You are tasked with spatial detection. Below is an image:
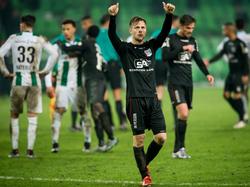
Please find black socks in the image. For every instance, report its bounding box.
[174,119,187,153]
[133,147,147,179]
[99,112,114,140]
[102,101,114,127]
[226,97,244,121]
[146,140,163,165]
[71,111,78,127]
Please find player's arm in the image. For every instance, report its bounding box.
[240,42,249,84]
[192,41,214,86]
[206,48,225,65]
[108,3,124,54]
[193,52,215,86]
[0,35,15,78]
[152,2,175,49]
[44,71,55,98]
[0,58,11,78]
[39,38,59,77]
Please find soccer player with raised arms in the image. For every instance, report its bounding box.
[108,2,175,186]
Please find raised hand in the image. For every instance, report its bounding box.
[163,2,175,14]
[108,3,119,16]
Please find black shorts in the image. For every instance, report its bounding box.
[224,74,244,93]
[105,60,122,89]
[155,61,168,86]
[168,84,193,109]
[126,96,166,135]
[85,79,105,104]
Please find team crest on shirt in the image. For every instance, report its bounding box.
[144,49,152,57]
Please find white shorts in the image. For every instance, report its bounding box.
[55,86,78,110]
[10,86,42,114]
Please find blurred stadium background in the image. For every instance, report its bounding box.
[0,0,250,94]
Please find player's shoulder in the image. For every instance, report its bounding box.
[81,38,91,47]
[237,38,247,46]
[169,33,177,39]
[189,36,196,42]
[7,34,18,40]
[36,35,49,43]
[223,39,231,46]
[51,35,65,45]
[167,33,178,42]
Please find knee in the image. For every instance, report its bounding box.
[91,102,104,119]
[56,108,65,115]
[133,134,145,147]
[232,93,242,99]
[223,92,230,100]
[154,133,167,145]
[178,111,188,120]
[11,112,19,118]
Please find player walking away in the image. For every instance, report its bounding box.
[97,14,127,131]
[216,19,250,123]
[162,15,214,159]
[61,25,118,152]
[0,15,58,158]
[205,23,249,129]
[50,20,91,153]
[108,2,175,186]
[151,15,179,105]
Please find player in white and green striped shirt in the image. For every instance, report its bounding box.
[0,15,58,158]
[49,19,91,153]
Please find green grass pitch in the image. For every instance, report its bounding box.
[0,88,250,187]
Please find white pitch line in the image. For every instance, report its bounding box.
[0,176,250,186]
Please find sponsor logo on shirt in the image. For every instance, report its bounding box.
[129,59,154,72]
[177,51,192,62]
[134,59,151,69]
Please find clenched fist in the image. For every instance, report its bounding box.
[163,2,175,14]
[108,3,119,16]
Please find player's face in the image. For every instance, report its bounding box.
[20,22,27,32]
[62,24,76,40]
[81,19,92,32]
[181,22,195,38]
[129,21,147,43]
[222,26,235,37]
